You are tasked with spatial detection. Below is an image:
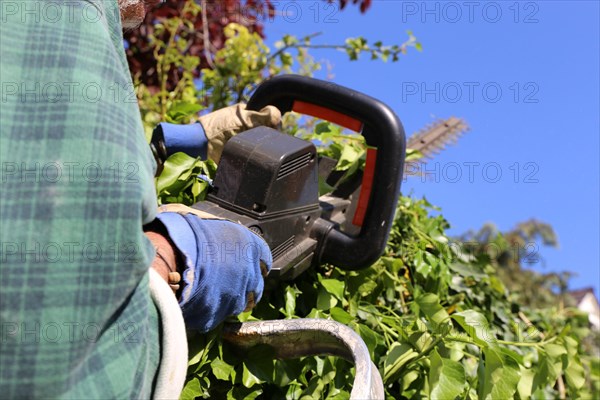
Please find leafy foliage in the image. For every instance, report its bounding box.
[129,4,598,399]
[125,0,374,92]
[155,152,216,205]
[176,193,596,399]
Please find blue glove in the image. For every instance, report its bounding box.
[156,209,272,332]
[151,104,281,163]
[152,121,208,160]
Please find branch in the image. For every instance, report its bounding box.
[267,32,323,63]
[267,32,419,64]
[200,0,215,69]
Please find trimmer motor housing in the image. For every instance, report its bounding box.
[192,127,322,280]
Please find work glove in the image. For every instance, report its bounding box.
[200,103,281,163]
[155,204,272,332]
[151,103,281,167]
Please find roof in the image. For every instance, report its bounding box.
[569,287,597,305]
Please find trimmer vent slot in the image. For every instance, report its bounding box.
[277,153,312,179]
[272,235,295,260]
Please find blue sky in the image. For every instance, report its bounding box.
[262,1,600,295]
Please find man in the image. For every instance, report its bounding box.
[0,0,279,397]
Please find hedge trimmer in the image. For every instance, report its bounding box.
[153,75,407,398]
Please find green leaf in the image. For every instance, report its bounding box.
[242,362,263,388]
[318,176,335,195]
[405,148,424,161]
[356,323,382,357]
[320,278,345,300]
[452,310,493,347]
[227,386,263,400]
[448,263,487,280]
[211,358,234,381]
[316,287,337,310]
[429,348,466,400]
[478,347,520,400]
[357,279,377,297]
[190,179,205,198]
[401,369,421,396]
[414,251,433,278]
[336,145,362,170]
[156,152,199,190]
[180,377,201,400]
[280,52,293,67]
[273,359,302,387]
[283,285,297,318]
[166,101,203,123]
[327,390,350,400]
[517,366,536,399]
[244,355,275,385]
[560,336,586,393]
[330,307,354,324]
[315,121,333,135]
[415,293,450,327]
[532,352,561,391]
[544,343,567,359]
[383,342,419,382]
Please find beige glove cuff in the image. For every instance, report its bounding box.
[156,204,269,251]
[199,103,281,163]
[158,204,225,220]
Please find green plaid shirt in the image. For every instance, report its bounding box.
[1,1,161,397]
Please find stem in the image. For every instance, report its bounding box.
[371,302,405,321]
[496,336,558,347]
[452,347,479,360]
[159,22,181,118]
[557,374,566,399]
[446,334,558,348]
[171,74,189,101]
[381,268,404,285]
[268,32,417,65]
[200,0,215,69]
[329,134,366,143]
[405,335,444,369]
[356,303,400,341]
[269,42,413,63]
[399,290,408,314]
[267,32,323,62]
[374,320,397,348]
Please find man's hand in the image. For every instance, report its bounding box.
[199,103,281,163]
[153,205,272,332]
[150,103,281,175]
[144,228,181,294]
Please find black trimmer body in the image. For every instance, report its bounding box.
[190,75,406,279]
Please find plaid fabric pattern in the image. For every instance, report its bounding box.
[0,1,161,397]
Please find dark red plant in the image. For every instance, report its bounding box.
[124,0,371,92]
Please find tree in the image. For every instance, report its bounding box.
[124,0,372,93]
